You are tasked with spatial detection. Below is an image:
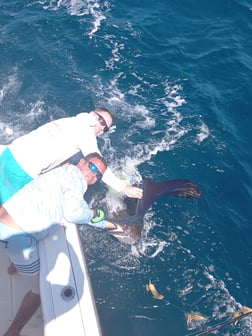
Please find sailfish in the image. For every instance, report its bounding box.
[107,178,201,245]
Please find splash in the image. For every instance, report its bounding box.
[92,75,190,175]
[0,70,20,104]
[36,0,108,36]
[0,123,14,142]
[195,122,210,143]
[25,100,47,122]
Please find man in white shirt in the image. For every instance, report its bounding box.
[0,107,142,204]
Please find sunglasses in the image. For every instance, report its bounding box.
[95,112,110,133]
[88,162,103,180]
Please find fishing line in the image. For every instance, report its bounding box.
[186,310,252,336]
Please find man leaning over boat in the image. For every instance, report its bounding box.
[0,107,142,204]
[0,152,118,336]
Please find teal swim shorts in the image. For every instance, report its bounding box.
[0,147,32,204]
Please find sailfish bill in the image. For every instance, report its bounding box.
[107,178,201,245]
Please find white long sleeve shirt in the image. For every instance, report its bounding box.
[8,113,126,192]
[4,165,106,241]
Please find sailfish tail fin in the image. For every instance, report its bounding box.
[107,178,201,245]
[136,178,201,217]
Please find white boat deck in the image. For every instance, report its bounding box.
[0,251,44,335]
[0,222,101,336]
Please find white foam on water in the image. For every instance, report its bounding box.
[195,122,210,143]
[25,100,47,122]
[0,123,14,139]
[170,245,252,335]
[0,69,20,104]
[92,75,189,173]
[35,0,108,37]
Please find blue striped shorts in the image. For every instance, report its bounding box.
[0,222,40,275]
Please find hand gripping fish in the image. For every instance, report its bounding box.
[107,178,201,245]
[146,280,164,300]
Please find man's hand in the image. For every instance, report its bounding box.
[91,208,105,223]
[122,186,143,199]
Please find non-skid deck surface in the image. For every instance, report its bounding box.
[0,250,43,336]
[0,222,101,336]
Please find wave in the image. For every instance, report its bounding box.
[35,0,108,37]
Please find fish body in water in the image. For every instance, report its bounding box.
[108,178,201,245]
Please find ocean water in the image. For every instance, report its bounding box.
[1,1,252,335]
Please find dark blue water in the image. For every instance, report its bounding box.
[1,1,252,335]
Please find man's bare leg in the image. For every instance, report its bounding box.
[3,290,41,336]
[7,262,17,275]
